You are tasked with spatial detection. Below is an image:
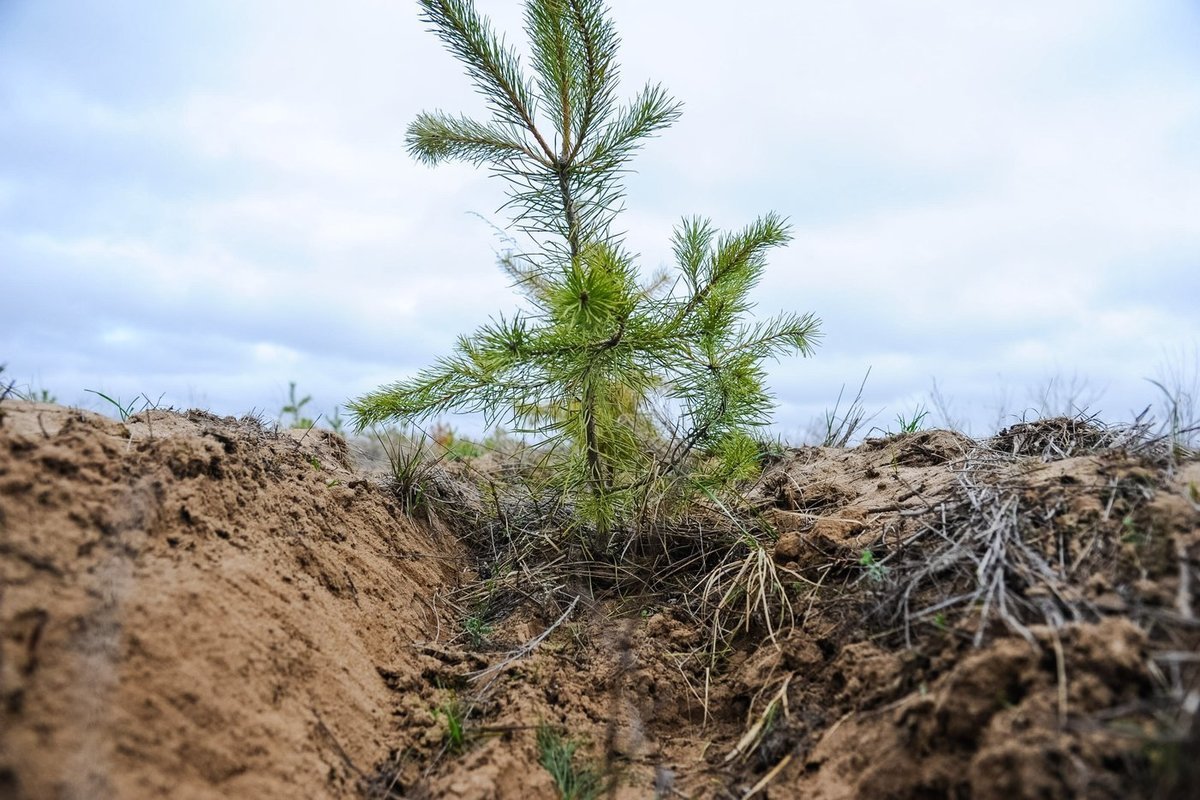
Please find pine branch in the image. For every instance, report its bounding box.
[526,0,575,157]
[673,212,791,326]
[709,212,792,289]
[672,216,716,292]
[407,111,543,166]
[583,82,682,172]
[564,0,619,161]
[418,0,556,160]
[731,313,822,360]
[497,250,554,301]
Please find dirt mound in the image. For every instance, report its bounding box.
[1,403,461,799]
[2,405,1197,799]
[363,430,1198,799]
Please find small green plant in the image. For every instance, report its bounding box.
[818,368,872,447]
[0,365,14,402]
[859,549,888,583]
[893,404,929,434]
[0,367,55,404]
[462,614,493,649]
[373,427,442,513]
[536,724,603,800]
[326,404,347,435]
[755,432,787,464]
[431,422,483,460]
[86,389,147,422]
[435,693,469,754]
[1144,738,1185,795]
[15,386,57,403]
[281,381,315,429]
[349,0,820,547]
[1120,513,1146,545]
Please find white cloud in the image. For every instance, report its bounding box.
[2,0,1198,435]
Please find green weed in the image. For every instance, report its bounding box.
[326,405,347,435]
[19,387,57,403]
[755,432,788,465]
[0,364,13,402]
[431,422,482,461]
[893,405,929,434]
[0,366,56,404]
[85,389,147,422]
[462,615,492,649]
[281,381,314,429]
[435,693,469,754]
[536,724,603,800]
[1120,514,1147,545]
[372,427,440,514]
[859,550,889,583]
[818,368,872,447]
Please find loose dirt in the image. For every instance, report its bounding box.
[2,403,1197,798]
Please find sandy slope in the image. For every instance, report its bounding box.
[1,403,460,798]
[2,402,1197,798]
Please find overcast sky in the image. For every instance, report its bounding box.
[2,0,1198,439]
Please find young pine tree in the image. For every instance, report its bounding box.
[350,0,820,545]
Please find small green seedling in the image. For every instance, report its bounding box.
[893,405,929,434]
[374,429,439,513]
[432,422,483,460]
[281,381,314,429]
[1120,514,1145,545]
[0,364,14,403]
[463,615,492,649]
[859,549,888,583]
[536,724,603,800]
[326,405,347,435]
[86,389,146,422]
[436,693,469,754]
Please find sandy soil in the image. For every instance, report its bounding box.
[1,404,461,798]
[2,403,1197,799]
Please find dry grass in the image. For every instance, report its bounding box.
[873,415,1169,649]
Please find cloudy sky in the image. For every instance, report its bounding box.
[2,0,1198,439]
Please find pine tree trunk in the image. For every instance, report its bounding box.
[582,380,610,550]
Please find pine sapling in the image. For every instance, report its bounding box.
[350,0,820,548]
